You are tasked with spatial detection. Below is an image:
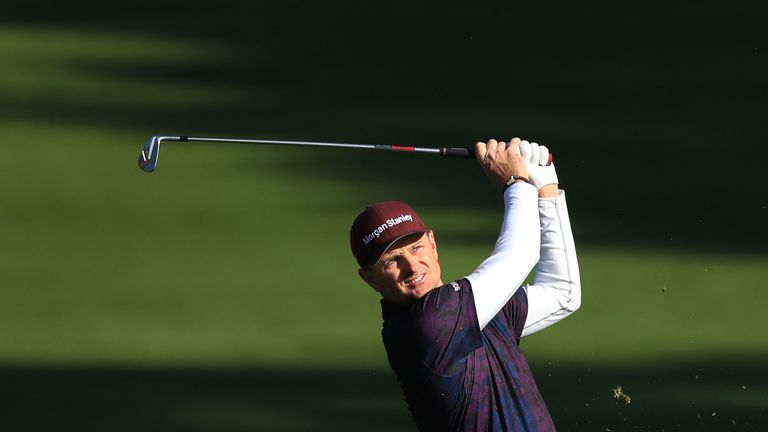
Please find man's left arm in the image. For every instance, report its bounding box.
[515,140,581,337]
[521,186,581,337]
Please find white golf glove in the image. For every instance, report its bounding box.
[519,140,558,189]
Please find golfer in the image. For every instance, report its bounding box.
[350,138,581,431]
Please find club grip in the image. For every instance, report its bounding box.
[440,147,476,159]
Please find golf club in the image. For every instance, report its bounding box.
[138,135,477,172]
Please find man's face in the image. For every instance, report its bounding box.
[358,231,443,303]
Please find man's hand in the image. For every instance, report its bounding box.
[519,140,559,196]
[475,138,530,188]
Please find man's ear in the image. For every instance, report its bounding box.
[428,230,438,258]
[358,267,381,293]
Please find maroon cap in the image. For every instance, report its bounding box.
[350,201,429,268]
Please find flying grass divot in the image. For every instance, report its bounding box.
[612,386,632,404]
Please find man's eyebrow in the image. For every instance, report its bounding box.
[380,250,400,261]
[381,240,423,261]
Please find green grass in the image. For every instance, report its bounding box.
[1,119,767,430]
[524,249,768,363]
[3,122,765,368]
[0,26,248,109]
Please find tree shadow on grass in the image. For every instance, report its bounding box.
[2,0,767,253]
[1,356,765,431]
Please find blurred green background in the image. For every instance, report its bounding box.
[1,1,766,430]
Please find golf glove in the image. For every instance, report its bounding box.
[519,140,558,189]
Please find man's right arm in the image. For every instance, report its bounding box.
[466,138,540,329]
[466,182,540,329]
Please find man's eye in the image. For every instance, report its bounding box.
[383,260,396,269]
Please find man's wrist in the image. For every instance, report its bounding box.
[538,184,559,198]
[504,175,532,191]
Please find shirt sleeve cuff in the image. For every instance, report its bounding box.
[503,180,538,202]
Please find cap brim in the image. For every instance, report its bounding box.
[362,229,429,267]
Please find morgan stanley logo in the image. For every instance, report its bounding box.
[362,214,414,245]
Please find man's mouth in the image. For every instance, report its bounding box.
[403,273,426,287]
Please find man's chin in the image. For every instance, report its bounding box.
[408,281,439,298]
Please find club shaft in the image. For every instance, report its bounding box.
[179,136,446,155]
[139,135,475,173]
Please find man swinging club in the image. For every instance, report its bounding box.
[350,138,581,431]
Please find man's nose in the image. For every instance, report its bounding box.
[399,255,418,274]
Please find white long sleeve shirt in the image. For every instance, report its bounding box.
[466,184,581,334]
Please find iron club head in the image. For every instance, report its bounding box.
[138,135,163,172]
